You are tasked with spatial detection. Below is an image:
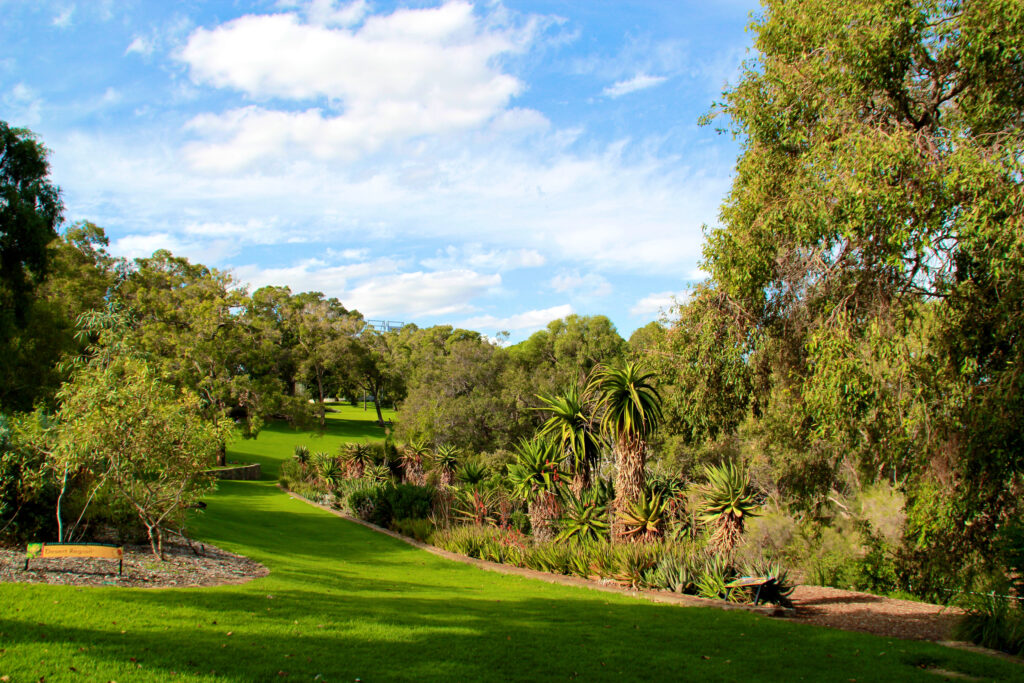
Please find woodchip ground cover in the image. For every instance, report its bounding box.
[0,407,1018,681]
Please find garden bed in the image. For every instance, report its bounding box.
[0,540,268,588]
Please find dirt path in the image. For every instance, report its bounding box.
[789,585,963,642]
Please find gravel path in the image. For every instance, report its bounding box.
[789,585,964,642]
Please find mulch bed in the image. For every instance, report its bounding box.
[788,585,964,642]
[0,541,268,588]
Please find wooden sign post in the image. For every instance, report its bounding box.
[25,543,124,575]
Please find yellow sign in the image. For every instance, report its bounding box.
[39,544,123,559]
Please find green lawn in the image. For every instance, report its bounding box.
[0,409,1018,681]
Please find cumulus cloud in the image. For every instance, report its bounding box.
[178,1,541,169]
[109,232,240,264]
[603,73,667,98]
[460,304,573,333]
[346,269,501,317]
[549,271,612,297]
[630,290,690,317]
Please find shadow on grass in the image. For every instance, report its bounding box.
[3,479,1016,682]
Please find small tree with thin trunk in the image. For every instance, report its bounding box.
[43,307,232,558]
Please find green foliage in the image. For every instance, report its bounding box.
[617,490,668,542]
[0,121,63,328]
[389,517,435,544]
[535,386,602,488]
[455,460,488,486]
[556,491,609,543]
[292,444,310,465]
[345,482,434,528]
[40,307,233,556]
[698,462,759,552]
[506,437,565,503]
[954,587,1024,657]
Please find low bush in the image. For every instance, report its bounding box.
[342,482,435,527]
[955,587,1024,656]
[390,517,435,544]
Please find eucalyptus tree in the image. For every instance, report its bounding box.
[115,251,295,462]
[696,0,1024,584]
[589,361,662,540]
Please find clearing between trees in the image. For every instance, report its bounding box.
[0,410,1018,682]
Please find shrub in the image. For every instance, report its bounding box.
[386,484,434,521]
[955,586,1024,656]
[278,459,308,489]
[390,518,435,544]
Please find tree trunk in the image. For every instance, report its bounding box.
[217,442,227,468]
[570,470,589,497]
[611,436,645,541]
[374,398,385,428]
[529,491,561,542]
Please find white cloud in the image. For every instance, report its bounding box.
[178,1,540,169]
[460,304,573,333]
[125,36,154,56]
[346,269,501,317]
[231,257,402,294]
[630,290,690,317]
[4,83,42,126]
[305,0,370,27]
[230,259,497,319]
[549,271,612,297]
[421,244,545,271]
[52,5,74,29]
[603,73,667,98]
[109,232,240,264]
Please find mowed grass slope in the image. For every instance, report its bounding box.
[0,408,1018,682]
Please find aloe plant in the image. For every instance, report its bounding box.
[507,437,565,541]
[340,442,373,479]
[556,491,609,542]
[618,489,668,542]
[698,462,759,553]
[401,439,430,485]
[432,444,460,487]
[293,444,311,465]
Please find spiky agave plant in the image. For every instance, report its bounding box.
[293,444,311,465]
[507,437,565,542]
[364,461,393,485]
[340,442,374,479]
[698,462,759,553]
[455,461,489,487]
[535,386,603,495]
[618,489,669,542]
[432,444,460,487]
[312,451,343,490]
[556,490,609,543]
[401,439,430,485]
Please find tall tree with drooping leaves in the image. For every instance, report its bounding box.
[694,0,1024,591]
[589,361,662,540]
[536,386,602,495]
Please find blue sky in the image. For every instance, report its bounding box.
[1,0,759,341]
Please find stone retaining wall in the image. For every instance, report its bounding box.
[211,463,261,481]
